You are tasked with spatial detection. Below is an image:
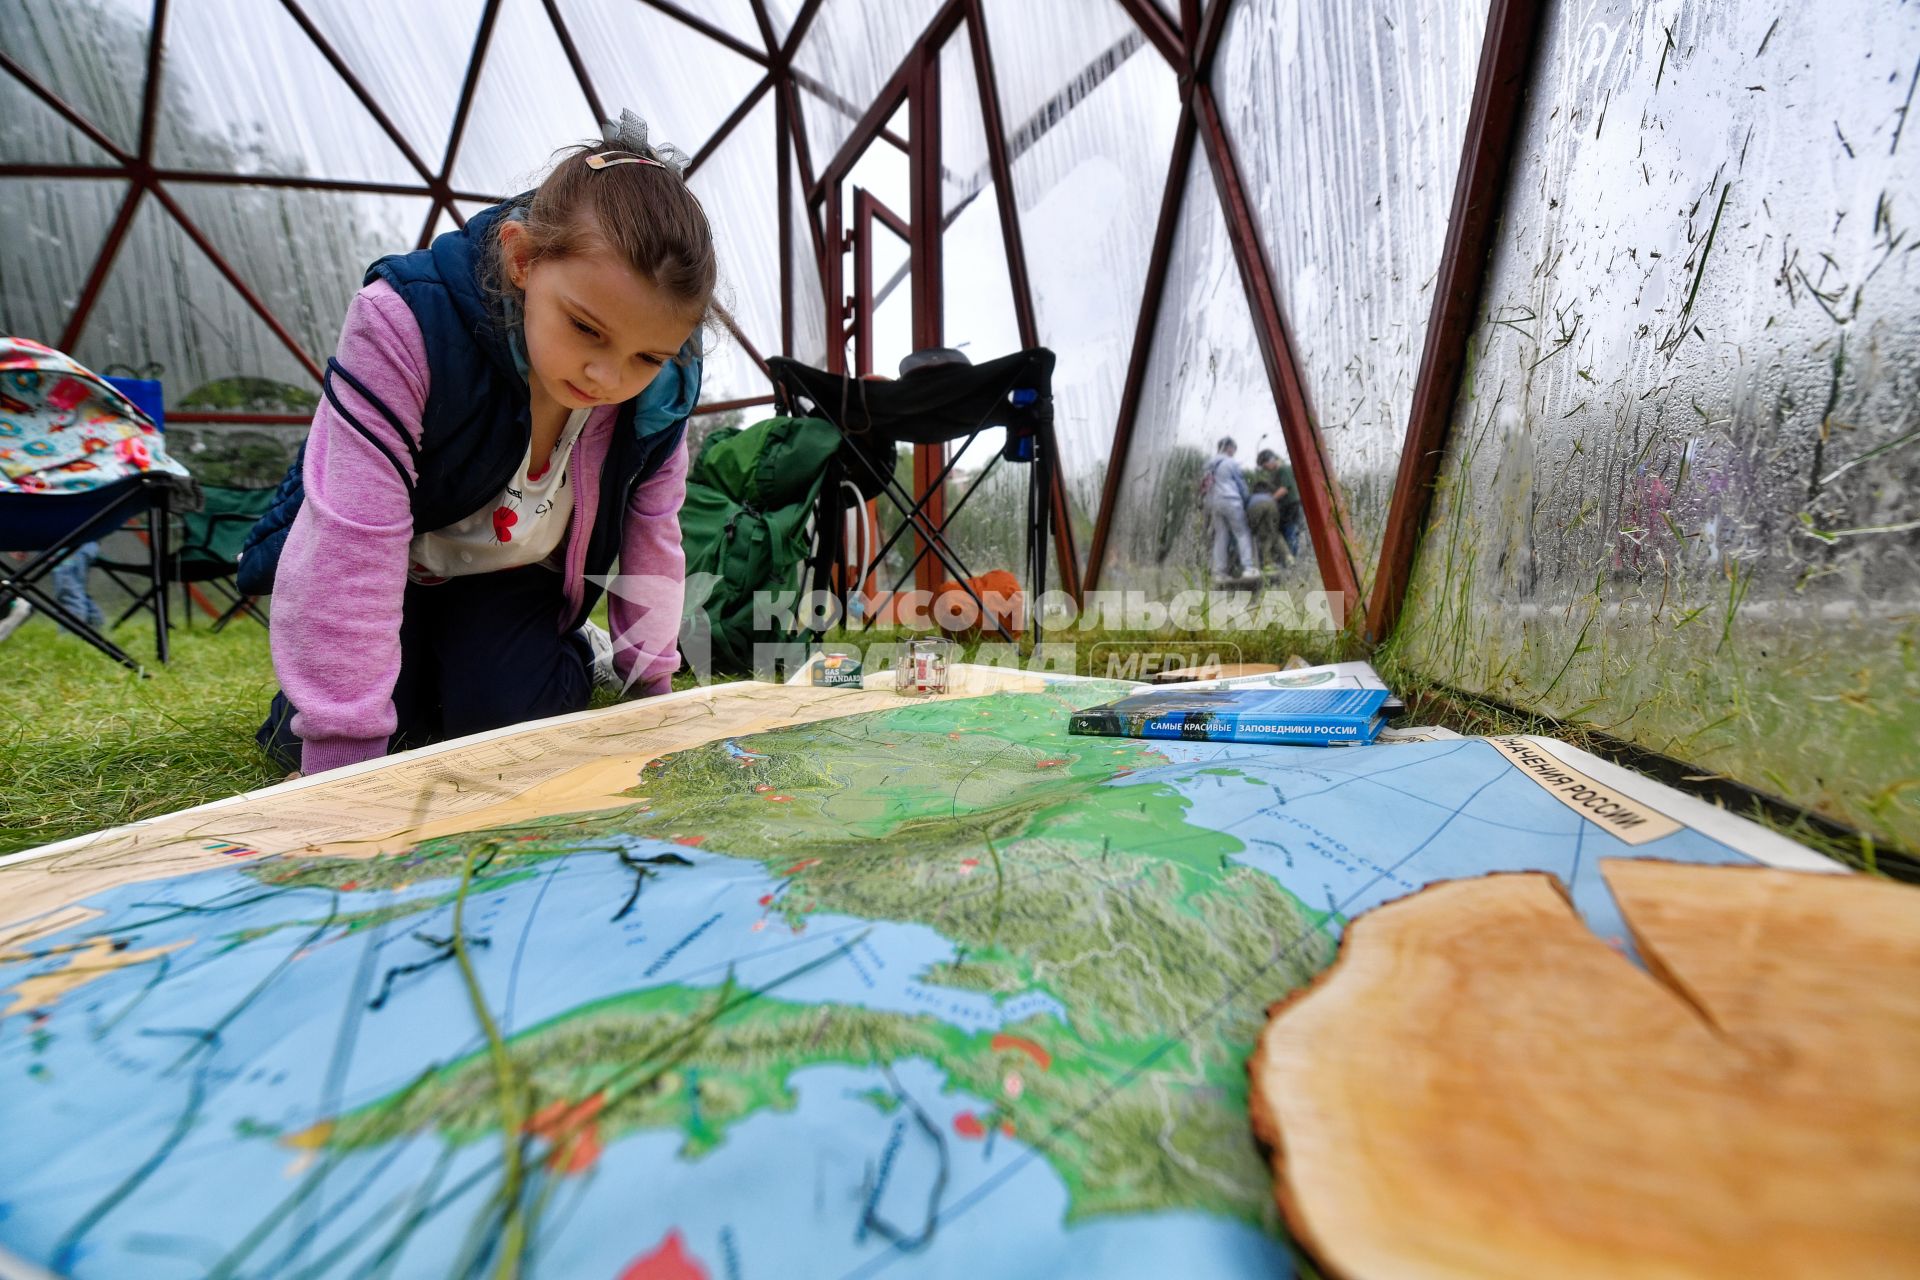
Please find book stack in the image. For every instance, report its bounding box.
[1069,661,1395,746]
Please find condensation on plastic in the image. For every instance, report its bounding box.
[985,0,1181,584]
[670,0,770,52]
[787,146,828,367]
[1398,0,1920,846]
[1216,0,1490,594]
[791,0,946,174]
[1,73,117,166]
[555,0,768,165]
[75,198,311,405]
[0,180,126,345]
[448,0,601,196]
[689,93,779,403]
[151,0,420,184]
[979,0,1145,145]
[939,25,989,217]
[0,0,150,154]
[295,0,483,168]
[1100,143,1321,598]
[930,25,1027,592]
[938,31,1020,368]
[165,186,432,378]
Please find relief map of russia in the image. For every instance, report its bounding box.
[0,675,1784,1278]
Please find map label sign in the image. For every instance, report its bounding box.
[1487,737,1682,845]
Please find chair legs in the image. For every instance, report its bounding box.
[1,572,142,671]
[150,488,169,663]
[210,596,265,633]
[0,480,163,672]
[208,584,268,633]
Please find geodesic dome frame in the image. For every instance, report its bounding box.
[7,0,1920,851]
[0,0,1532,634]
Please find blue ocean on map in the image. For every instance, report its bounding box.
[0,737,1763,1278]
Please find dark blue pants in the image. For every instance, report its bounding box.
[258,564,591,772]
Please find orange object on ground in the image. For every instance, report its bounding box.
[863,569,1025,638]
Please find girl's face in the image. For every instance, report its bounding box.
[500,220,700,413]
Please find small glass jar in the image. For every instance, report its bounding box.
[902,636,953,696]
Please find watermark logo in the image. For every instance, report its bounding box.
[1087,642,1247,682]
[751,587,1345,636]
[590,572,1342,686]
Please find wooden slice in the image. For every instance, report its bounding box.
[1248,862,1920,1280]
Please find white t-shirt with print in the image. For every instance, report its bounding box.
[407,407,590,582]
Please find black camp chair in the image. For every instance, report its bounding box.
[0,474,178,669]
[768,348,1058,645]
[98,484,276,634]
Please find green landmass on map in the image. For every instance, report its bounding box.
[286,686,1336,1226]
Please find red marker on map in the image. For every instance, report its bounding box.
[991,1033,1052,1070]
[525,1092,605,1175]
[618,1229,707,1280]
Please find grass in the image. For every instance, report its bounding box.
[1374,660,1916,879]
[1,614,285,856]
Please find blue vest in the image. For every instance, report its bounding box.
[239,198,698,632]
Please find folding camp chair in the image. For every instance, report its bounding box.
[0,474,175,670]
[768,348,1058,645]
[97,483,275,634]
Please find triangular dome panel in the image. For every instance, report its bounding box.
[985,0,1182,586]
[1100,143,1319,594]
[74,195,320,408]
[0,0,149,153]
[687,94,779,402]
[791,0,945,168]
[663,0,768,53]
[165,184,434,366]
[0,73,120,165]
[1215,0,1490,590]
[0,179,130,347]
[786,134,827,366]
[979,0,1144,144]
[447,0,600,196]
[294,0,485,169]
[152,0,422,184]
[554,0,767,164]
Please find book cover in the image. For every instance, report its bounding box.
[1068,686,1390,746]
[1177,660,1405,714]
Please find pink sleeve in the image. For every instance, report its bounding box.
[609,434,689,697]
[270,280,427,775]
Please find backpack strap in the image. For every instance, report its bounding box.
[322,357,419,499]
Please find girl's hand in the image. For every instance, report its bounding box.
[283,770,303,782]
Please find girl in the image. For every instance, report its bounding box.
[251,113,715,777]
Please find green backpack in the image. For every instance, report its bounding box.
[679,414,843,673]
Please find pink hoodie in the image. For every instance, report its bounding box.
[272,280,687,776]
